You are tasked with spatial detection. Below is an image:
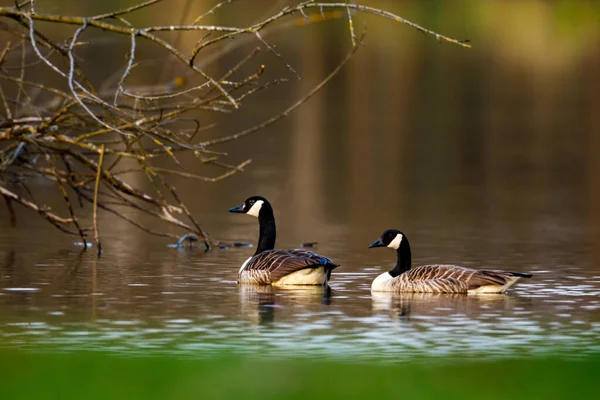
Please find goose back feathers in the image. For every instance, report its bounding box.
[229,196,338,286]
[369,229,532,294]
[371,264,530,294]
[239,249,337,286]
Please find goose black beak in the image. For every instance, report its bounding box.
[229,204,245,213]
[368,238,385,248]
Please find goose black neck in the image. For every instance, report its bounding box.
[255,203,276,255]
[390,237,411,277]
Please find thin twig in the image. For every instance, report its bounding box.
[0,184,75,227]
[93,144,105,253]
[91,0,163,20]
[3,195,16,226]
[200,31,365,147]
[43,151,88,245]
[254,30,300,80]
[345,1,357,46]
[194,0,238,24]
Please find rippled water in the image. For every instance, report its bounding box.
[2,0,600,361]
[1,209,599,360]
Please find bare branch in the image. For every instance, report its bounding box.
[0,1,469,249]
[91,0,164,21]
[0,184,75,228]
[92,144,105,253]
[254,30,300,80]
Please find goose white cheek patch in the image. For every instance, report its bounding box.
[246,200,264,217]
[387,233,403,250]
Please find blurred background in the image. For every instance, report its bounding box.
[1,0,600,370]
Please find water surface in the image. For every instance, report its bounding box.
[1,0,599,361]
[1,189,599,361]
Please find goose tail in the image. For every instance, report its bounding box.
[318,256,339,270]
[469,270,532,294]
[318,257,339,282]
[509,271,533,279]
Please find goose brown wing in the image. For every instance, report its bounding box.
[407,265,510,289]
[246,249,336,282]
[288,249,338,269]
[465,269,515,289]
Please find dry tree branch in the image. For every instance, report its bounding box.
[91,0,163,20]
[193,0,238,24]
[92,144,105,253]
[254,31,300,80]
[189,2,470,63]
[0,184,75,230]
[345,1,359,47]
[3,194,16,226]
[46,153,89,245]
[0,1,469,250]
[199,30,365,147]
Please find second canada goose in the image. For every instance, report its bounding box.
[368,229,533,294]
[229,196,338,286]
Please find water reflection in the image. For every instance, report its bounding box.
[371,292,511,321]
[239,285,332,326]
[240,285,277,326]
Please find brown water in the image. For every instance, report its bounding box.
[1,154,599,359]
[1,0,600,360]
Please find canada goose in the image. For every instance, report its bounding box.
[229,196,338,286]
[368,229,533,294]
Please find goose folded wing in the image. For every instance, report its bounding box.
[288,249,338,268]
[405,265,469,281]
[407,265,509,287]
[463,270,513,289]
[247,250,333,282]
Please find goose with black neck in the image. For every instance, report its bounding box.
[229,196,339,286]
[368,229,533,294]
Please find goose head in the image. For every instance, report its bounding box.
[368,229,404,250]
[229,195,268,218]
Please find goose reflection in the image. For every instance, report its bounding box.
[371,291,509,321]
[239,285,332,326]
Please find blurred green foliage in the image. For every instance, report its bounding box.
[0,350,598,399]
